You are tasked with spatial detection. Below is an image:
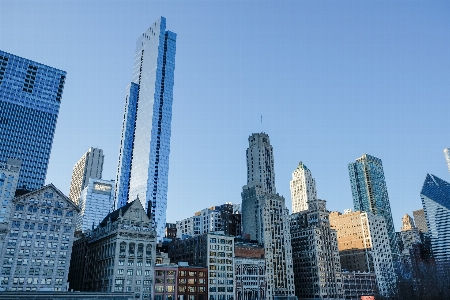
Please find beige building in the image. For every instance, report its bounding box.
[329,210,396,298]
[68,148,104,204]
[290,161,317,213]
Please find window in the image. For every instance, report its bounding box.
[127,269,133,276]
[117,269,124,275]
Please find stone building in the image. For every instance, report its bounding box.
[329,210,396,298]
[241,133,296,300]
[82,199,156,299]
[0,184,79,292]
[234,242,266,300]
[68,231,90,291]
[289,199,343,300]
[168,232,235,300]
[290,161,317,213]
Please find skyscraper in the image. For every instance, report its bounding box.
[114,17,177,240]
[348,154,399,262]
[290,161,317,213]
[420,174,450,267]
[444,148,450,175]
[0,50,66,192]
[241,133,296,300]
[68,147,104,204]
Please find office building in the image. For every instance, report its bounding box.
[82,199,157,299]
[420,174,450,268]
[241,133,296,300]
[290,199,343,300]
[348,154,399,263]
[68,232,89,292]
[399,214,421,278]
[165,223,177,240]
[76,178,114,233]
[290,161,317,213]
[234,242,265,300]
[0,184,79,292]
[0,159,21,223]
[176,203,241,238]
[68,148,104,204]
[0,51,66,192]
[444,148,450,175]
[412,209,428,234]
[341,271,377,300]
[329,210,396,298]
[114,17,177,242]
[168,232,235,300]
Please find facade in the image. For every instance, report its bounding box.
[154,264,208,300]
[412,209,428,233]
[399,214,421,279]
[290,161,317,213]
[68,148,104,205]
[241,133,296,300]
[0,291,133,299]
[0,159,21,223]
[329,210,396,298]
[176,203,241,238]
[341,271,377,300]
[289,199,343,300]
[114,17,177,242]
[68,232,89,291]
[348,154,399,263]
[234,242,266,300]
[444,148,450,175]
[0,184,79,292]
[76,178,114,233]
[0,50,66,192]
[420,174,450,268]
[165,223,177,239]
[168,232,235,300]
[83,200,157,299]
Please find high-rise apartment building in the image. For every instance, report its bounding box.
[444,148,450,175]
[241,133,296,300]
[420,174,450,268]
[76,178,114,233]
[329,210,396,298]
[290,199,343,300]
[290,161,317,213]
[0,51,66,192]
[348,154,399,263]
[0,184,79,292]
[412,209,428,233]
[114,17,177,241]
[68,148,104,205]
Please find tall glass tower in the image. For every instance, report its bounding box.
[114,17,176,240]
[348,154,399,262]
[0,50,66,193]
[420,174,450,268]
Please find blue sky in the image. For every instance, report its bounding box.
[1,1,449,230]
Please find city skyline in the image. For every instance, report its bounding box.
[1,1,449,230]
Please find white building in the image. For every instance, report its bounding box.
[444,148,450,175]
[68,147,104,205]
[241,133,296,300]
[290,161,317,213]
[330,210,396,298]
[76,178,115,233]
[0,184,79,292]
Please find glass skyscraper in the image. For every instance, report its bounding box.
[0,50,66,192]
[114,17,176,240]
[348,154,399,262]
[420,174,450,267]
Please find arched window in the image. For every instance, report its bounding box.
[137,243,144,257]
[120,242,126,255]
[129,242,135,255]
[146,244,152,257]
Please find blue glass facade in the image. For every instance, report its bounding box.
[114,17,176,240]
[0,51,66,192]
[420,174,450,266]
[348,154,399,261]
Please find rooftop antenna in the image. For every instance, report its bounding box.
[261,115,263,132]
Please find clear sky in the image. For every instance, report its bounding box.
[1,1,449,230]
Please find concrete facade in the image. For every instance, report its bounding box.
[290,162,317,213]
[82,200,157,299]
[341,271,377,300]
[0,184,79,292]
[329,210,396,298]
[290,199,343,300]
[234,243,265,300]
[68,148,104,205]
